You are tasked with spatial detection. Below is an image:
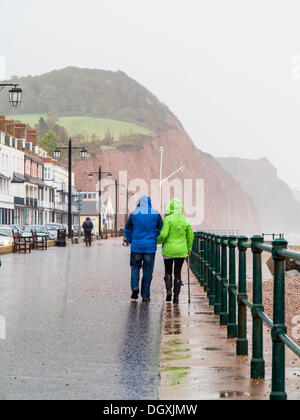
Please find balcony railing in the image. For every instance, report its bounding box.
[25,197,38,208]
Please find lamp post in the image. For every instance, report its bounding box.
[88,168,112,237]
[125,188,134,224]
[159,146,164,215]
[53,138,87,238]
[159,146,184,214]
[108,179,125,236]
[0,84,23,107]
[76,190,83,237]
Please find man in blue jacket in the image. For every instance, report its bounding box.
[125,196,163,302]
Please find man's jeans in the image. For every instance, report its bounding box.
[130,252,156,299]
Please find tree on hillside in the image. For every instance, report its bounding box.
[35,117,49,138]
[54,125,68,144]
[0,68,170,131]
[35,117,69,145]
[101,129,115,145]
[38,130,60,155]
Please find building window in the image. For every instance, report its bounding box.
[44,167,50,180]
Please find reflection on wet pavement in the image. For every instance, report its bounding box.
[159,263,300,400]
[0,239,165,400]
[164,304,182,335]
[119,302,160,399]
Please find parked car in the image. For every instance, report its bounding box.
[63,225,69,236]
[24,225,50,240]
[0,226,14,246]
[10,224,32,239]
[72,225,81,237]
[45,223,64,240]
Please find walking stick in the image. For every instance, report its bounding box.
[187,255,191,304]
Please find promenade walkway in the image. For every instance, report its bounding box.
[0,239,164,400]
[0,238,299,400]
[159,264,300,400]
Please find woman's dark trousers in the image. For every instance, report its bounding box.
[163,258,185,303]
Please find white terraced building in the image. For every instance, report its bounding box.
[0,131,25,225]
[0,116,79,228]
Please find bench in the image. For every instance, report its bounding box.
[12,230,31,253]
[31,230,48,250]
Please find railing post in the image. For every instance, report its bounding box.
[236,236,249,356]
[206,233,211,299]
[191,232,197,277]
[190,232,195,272]
[209,234,216,306]
[251,235,265,379]
[199,232,204,286]
[196,231,201,282]
[214,235,221,315]
[203,233,208,292]
[227,235,237,338]
[220,235,228,325]
[270,238,288,401]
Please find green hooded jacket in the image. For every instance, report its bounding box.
[157,199,194,258]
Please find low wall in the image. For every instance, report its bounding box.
[0,245,13,255]
[0,238,87,255]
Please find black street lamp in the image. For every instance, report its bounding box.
[125,189,135,225]
[53,139,88,238]
[88,168,112,237]
[0,83,22,107]
[108,180,128,236]
[76,190,83,237]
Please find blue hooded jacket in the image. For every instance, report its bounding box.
[124,196,163,253]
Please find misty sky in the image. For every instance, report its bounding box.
[1,0,300,189]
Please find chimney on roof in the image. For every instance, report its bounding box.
[5,119,15,136]
[0,116,5,132]
[15,123,26,139]
[26,129,38,145]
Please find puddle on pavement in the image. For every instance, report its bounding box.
[219,390,251,399]
[187,338,203,345]
[165,339,186,346]
[203,346,222,351]
[164,329,182,335]
[164,323,182,335]
[194,312,213,315]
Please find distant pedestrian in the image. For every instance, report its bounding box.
[125,196,163,303]
[82,217,94,246]
[157,199,194,303]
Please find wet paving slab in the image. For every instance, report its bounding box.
[159,264,300,400]
[0,239,165,400]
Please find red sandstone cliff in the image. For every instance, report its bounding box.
[74,115,260,235]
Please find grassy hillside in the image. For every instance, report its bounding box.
[59,117,149,139]
[1,67,171,131]
[8,114,149,140]
[7,114,47,127]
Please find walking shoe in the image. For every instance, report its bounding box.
[166,294,172,302]
[164,275,173,302]
[173,278,181,304]
[131,289,139,300]
[142,298,151,303]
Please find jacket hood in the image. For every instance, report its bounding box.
[136,196,154,215]
[168,199,183,215]
[137,196,152,208]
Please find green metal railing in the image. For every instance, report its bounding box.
[190,231,300,400]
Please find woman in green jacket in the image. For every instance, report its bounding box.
[157,199,194,303]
